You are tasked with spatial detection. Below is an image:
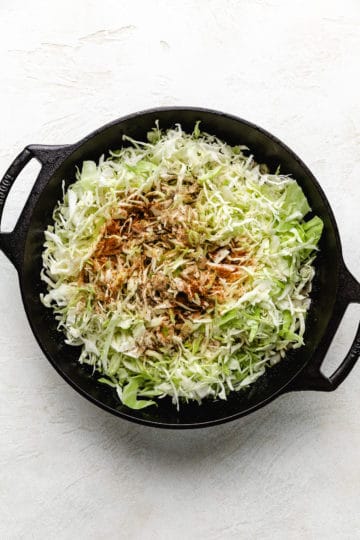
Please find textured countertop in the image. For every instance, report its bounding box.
[1,1,360,538]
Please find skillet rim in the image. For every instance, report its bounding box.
[18,106,346,428]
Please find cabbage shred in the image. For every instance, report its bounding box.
[41,123,323,409]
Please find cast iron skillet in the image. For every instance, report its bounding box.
[1,107,359,429]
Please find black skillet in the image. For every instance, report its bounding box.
[1,107,359,428]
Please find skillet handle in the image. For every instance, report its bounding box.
[0,147,34,267]
[0,144,72,269]
[287,264,360,392]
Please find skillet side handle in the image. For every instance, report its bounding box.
[329,267,360,389]
[287,264,360,392]
[0,144,72,270]
[0,147,34,268]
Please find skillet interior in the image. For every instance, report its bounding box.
[20,108,342,427]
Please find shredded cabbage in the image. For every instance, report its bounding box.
[41,123,323,409]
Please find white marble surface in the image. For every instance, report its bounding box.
[1,1,360,538]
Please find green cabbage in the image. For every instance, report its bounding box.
[41,123,323,409]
